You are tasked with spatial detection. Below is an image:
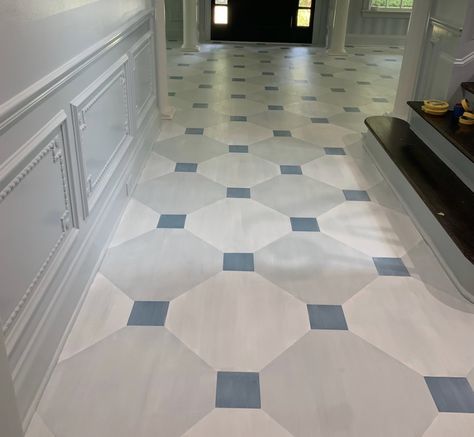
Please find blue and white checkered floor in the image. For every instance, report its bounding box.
[27,43,474,437]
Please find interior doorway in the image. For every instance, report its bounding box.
[210,0,316,44]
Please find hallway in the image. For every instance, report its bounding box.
[27,43,474,437]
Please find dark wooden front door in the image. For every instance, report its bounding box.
[211,0,316,44]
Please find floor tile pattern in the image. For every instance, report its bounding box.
[29,42,474,437]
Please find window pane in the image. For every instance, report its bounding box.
[214,6,228,24]
[299,0,312,7]
[387,0,402,7]
[297,8,311,27]
[401,0,413,8]
[215,0,228,4]
[372,0,388,7]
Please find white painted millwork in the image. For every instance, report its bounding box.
[182,0,199,52]
[154,0,176,119]
[392,0,432,120]
[0,0,163,429]
[327,0,351,55]
[0,333,23,437]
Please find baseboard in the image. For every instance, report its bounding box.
[13,106,160,430]
[346,33,406,47]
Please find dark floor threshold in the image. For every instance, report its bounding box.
[365,115,474,264]
[461,82,474,94]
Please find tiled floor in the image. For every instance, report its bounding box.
[27,43,474,437]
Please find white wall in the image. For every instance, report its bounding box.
[346,0,409,45]
[0,0,160,429]
[415,0,474,102]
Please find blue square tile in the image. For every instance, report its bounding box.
[231,94,246,99]
[313,61,324,65]
[204,70,216,74]
[185,128,204,135]
[229,145,248,153]
[168,92,176,97]
[273,130,292,137]
[127,301,169,326]
[234,65,245,68]
[344,107,361,113]
[268,105,284,111]
[260,60,271,64]
[169,76,183,80]
[216,372,261,409]
[175,163,198,172]
[343,190,370,201]
[357,81,371,85]
[373,97,388,103]
[307,305,348,330]
[265,86,279,91]
[345,68,357,71]
[321,73,333,77]
[373,257,410,276]
[157,214,187,229]
[295,79,308,83]
[232,78,246,82]
[199,84,213,89]
[311,117,329,124]
[367,63,378,67]
[230,115,247,122]
[207,58,218,62]
[302,96,317,101]
[425,377,474,413]
[223,253,254,272]
[291,217,320,232]
[331,88,346,93]
[280,165,302,175]
[381,75,393,79]
[227,187,251,199]
[262,72,274,76]
[324,147,346,155]
[178,63,190,67]
[193,103,208,109]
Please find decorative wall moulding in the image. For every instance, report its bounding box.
[131,32,157,130]
[71,56,133,218]
[0,111,76,335]
[0,9,153,135]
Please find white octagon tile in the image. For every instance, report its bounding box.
[39,329,215,437]
[183,409,294,437]
[205,122,273,145]
[59,274,133,362]
[138,152,175,183]
[166,272,310,370]
[292,123,356,147]
[319,202,422,258]
[344,277,474,376]
[154,134,228,163]
[422,414,474,437]
[186,198,291,252]
[198,153,279,187]
[302,155,382,190]
[109,199,160,248]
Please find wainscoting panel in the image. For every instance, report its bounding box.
[0,112,75,334]
[132,32,156,130]
[0,7,160,427]
[71,56,132,217]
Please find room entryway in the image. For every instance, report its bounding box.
[211,0,316,44]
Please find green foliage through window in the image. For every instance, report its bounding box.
[371,0,413,8]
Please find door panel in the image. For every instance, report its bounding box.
[211,0,316,44]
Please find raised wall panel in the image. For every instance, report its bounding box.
[131,32,156,130]
[0,112,74,333]
[71,55,132,217]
